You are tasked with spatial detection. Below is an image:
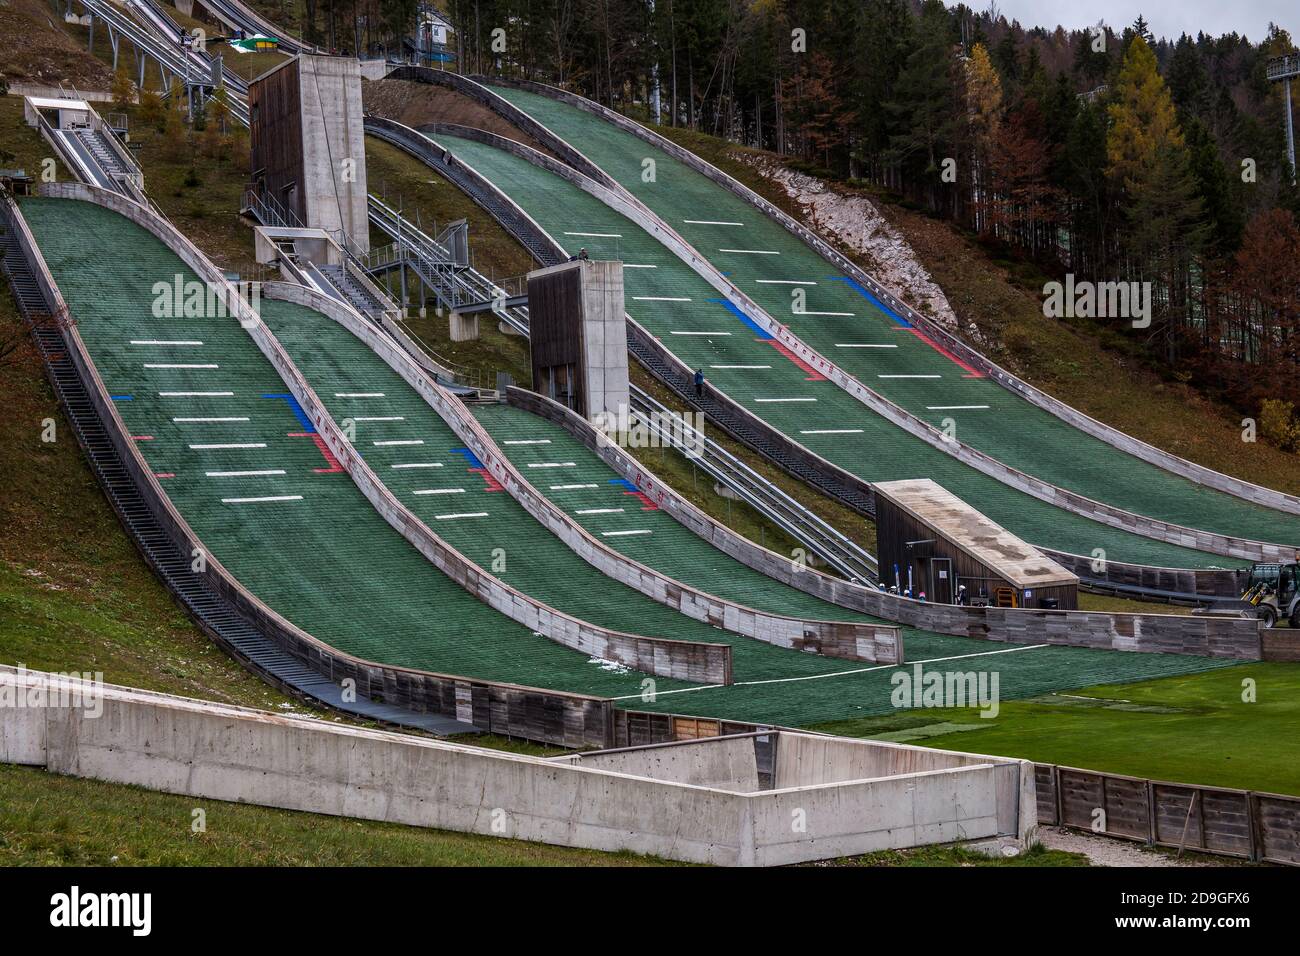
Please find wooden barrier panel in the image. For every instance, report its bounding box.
[1037,763,1300,864]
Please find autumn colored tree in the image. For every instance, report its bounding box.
[1106,36,1184,190]
[965,43,1002,233]
[111,65,135,111]
[138,86,164,129]
[160,89,188,163]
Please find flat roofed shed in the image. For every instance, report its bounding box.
[873,478,1078,607]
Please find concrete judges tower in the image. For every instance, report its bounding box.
[247,56,369,250]
[526,259,630,420]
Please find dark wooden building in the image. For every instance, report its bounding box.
[247,56,368,246]
[526,259,628,420]
[873,478,1079,609]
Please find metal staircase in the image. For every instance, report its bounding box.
[315,263,391,319]
[74,129,132,179]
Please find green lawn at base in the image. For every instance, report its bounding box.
[809,662,1300,796]
[817,842,1087,867]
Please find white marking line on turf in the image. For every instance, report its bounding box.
[336,392,385,397]
[174,417,249,423]
[794,311,855,317]
[160,391,232,396]
[926,405,990,410]
[206,469,285,477]
[601,529,651,537]
[527,462,576,468]
[719,248,779,255]
[392,462,443,469]
[189,442,266,449]
[413,488,465,495]
[711,365,771,369]
[836,343,896,348]
[754,397,816,403]
[756,279,817,285]
[435,512,488,520]
[565,231,621,238]
[607,644,1052,701]
[684,219,744,226]
[623,264,657,269]
[503,439,551,445]
[878,374,940,379]
[374,439,424,446]
[670,330,731,336]
[632,296,692,302]
[352,416,404,422]
[800,429,863,435]
[145,363,218,369]
[131,340,203,345]
[551,483,599,490]
[576,508,625,515]
[221,495,303,504]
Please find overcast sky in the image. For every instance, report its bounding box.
[985,0,1293,43]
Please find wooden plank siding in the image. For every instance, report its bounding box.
[1035,763,1300,864]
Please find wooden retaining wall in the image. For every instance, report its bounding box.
[1035,763,1300,865]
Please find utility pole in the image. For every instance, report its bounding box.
[1267,52,1299,186]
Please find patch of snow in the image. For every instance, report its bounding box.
[587,656,631,674]
[737,155,980,343]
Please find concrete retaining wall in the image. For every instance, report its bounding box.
[37,183,733,686]
[7,187,623,747]
[480,75,1300,521]
[0,668,1035,866]
[508,388,1263,660]
[267,280,901,666]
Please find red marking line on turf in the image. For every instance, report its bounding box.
[288,432,345,473]
[470,467,505,492]
[903,328,984,378]
[765,339,828,381]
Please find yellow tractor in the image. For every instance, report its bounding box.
[1238,562,1300,629]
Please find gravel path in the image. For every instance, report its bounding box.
[1039,827,1217,867]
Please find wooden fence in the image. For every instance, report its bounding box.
[1035,763,1300,865]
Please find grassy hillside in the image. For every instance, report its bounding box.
[653,126,1300,497]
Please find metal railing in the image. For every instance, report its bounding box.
[242,187,300,228]
[1267,52,1300,80]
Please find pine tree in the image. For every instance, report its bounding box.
[884,3,962,210]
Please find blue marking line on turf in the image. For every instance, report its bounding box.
[708,298,772,339]
[262,393,314,431]
[451,447,486,470]
[829,276,911,327]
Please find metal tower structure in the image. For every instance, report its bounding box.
[1267,52,1299,185]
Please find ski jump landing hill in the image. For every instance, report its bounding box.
[374,68,1300,605]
